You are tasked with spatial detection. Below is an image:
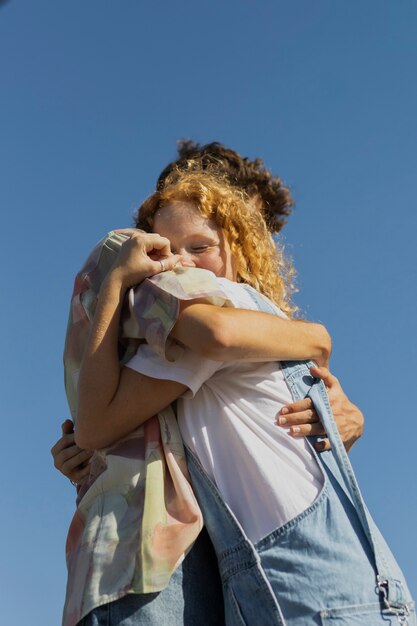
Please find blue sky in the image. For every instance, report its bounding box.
[1,1,416,624]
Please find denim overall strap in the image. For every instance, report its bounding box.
[282,363,412,621]
[242,286,409,618]
[294,367,407,614]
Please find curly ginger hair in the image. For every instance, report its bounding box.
[135,170,297,317]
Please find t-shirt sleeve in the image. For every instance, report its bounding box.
[125,343,223,398]
[120,266,234,361]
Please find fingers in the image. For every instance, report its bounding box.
[62,448,93,472]
[276,399,326,437]
[155,254,183,273]
[277,398,315,420]
[114,232,183,286]
[115,230,167,247]
[146,234,172,257]
[121,230,172,255]
[286,422,327,438]
[53,444,93,481]
[114,228,187,288]
[277,398,319,427]
[314,439,331,453]
[128,231,172,255]
[277,408,317,426]
[69,464,92,484]
[56,444,91,466]
[50,431,76,457]
[61,419,74,435]
[51,420,93,482]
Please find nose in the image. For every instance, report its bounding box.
[179,249,196,267]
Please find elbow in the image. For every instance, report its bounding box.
[315,326,332,367]
[75,404,150,450]
[75,425,113,451]
[74,410,111,450]
[74,418,99,450]
[175,304,236,360]
[200,311,236,360]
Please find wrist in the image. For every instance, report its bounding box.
[101,268,128,297]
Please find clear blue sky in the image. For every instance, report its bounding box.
[1,1,416,624]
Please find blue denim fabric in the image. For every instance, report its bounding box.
[78,527,225,626]
[186,367,415,625]
[183,286,415,625]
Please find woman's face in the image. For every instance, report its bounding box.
[152,201,236,280]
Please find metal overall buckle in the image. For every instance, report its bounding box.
[377,577,410,625]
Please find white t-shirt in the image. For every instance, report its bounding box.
[126,279,323,543]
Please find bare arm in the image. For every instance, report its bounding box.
[75,233,186,450]
[171,302,331,366]
[76,287,329,450]
[172,307,365,452]
[172,305,363,452]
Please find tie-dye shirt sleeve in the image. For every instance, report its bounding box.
[121,265,234,361]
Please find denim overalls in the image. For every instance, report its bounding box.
[185,288,415,626]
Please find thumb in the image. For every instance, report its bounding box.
[310,366,335,388]
[61,419,75,435]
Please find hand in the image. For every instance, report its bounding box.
[276,366,364,453]
[110,229,182,289]
[50,419,93,484]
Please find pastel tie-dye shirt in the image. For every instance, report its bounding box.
[62,232,234,626]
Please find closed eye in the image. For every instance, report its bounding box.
[191,245,210,253]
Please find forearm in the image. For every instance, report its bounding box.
[76,280,187,449]
[76,272,127,447]
[171,304,331,365]
[74,232,186,449]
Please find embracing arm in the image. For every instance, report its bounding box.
[75,233,186,450]
[77,280,330,447]
[171,305,365,453]
[171,303,331,366]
